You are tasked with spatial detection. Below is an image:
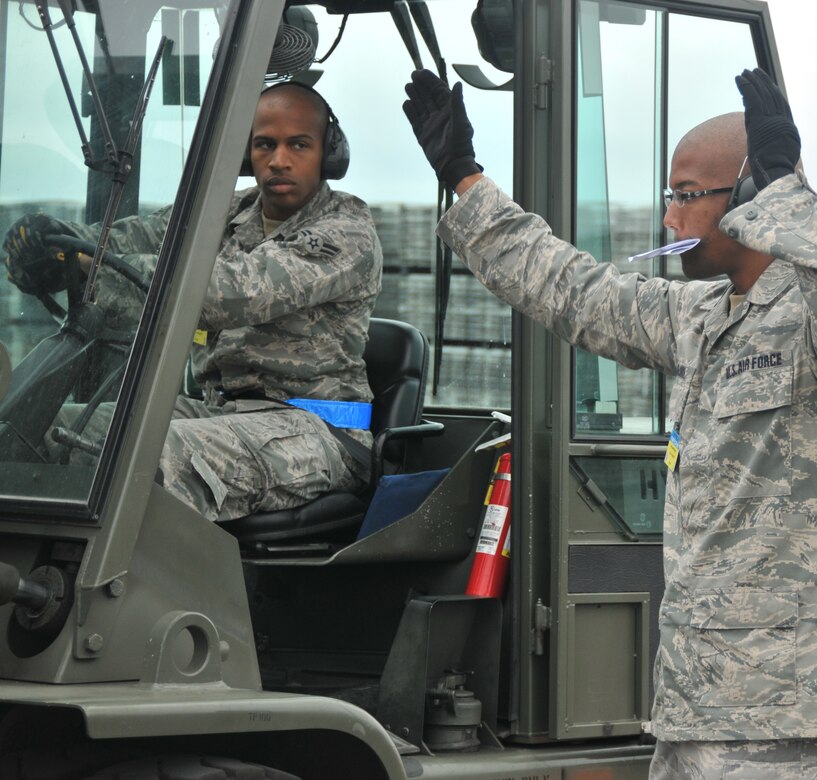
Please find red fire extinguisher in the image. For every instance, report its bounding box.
[466,452,511,598]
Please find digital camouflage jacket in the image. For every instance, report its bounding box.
[439,172,817,742]
[79,182,383,406]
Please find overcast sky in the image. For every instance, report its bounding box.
[3,0,812,209]
[764,0,816,174]
[310,0,817,208]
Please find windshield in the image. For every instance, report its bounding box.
[0,0,228,511]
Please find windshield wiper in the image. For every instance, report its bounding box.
[34,0,117,171]
[82,35,169,302]
[34,0,171,303]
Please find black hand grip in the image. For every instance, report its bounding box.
[0,561,50,609]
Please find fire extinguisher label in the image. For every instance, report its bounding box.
[475,504,509,555]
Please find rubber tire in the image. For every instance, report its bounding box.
[84,755,300,780]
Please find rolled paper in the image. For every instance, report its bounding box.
[628,238,700,262]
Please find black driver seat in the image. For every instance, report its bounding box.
[218,318,444,552]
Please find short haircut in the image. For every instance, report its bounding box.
[674,112,747,180]
[256,82,330,137]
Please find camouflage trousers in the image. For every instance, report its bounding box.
[650,739,817,779]
[53,395,368,522]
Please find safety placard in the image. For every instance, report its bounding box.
[475,504,509,556]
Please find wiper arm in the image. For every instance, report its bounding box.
[35,0,101,168]
[35,0,171,303]
[83,35,170,304]
[55,0,119,167]
[33,0,171,304]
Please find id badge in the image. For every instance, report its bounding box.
[664,428,681,472]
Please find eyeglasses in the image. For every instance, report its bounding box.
[663,186,734,209]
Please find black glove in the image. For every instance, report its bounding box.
[3,214,73,296]
[735,67,800,189]
[403,69,483,190]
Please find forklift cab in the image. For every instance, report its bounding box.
[0,0,788,778]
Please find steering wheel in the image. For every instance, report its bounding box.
[0,236,153,462]
[39,234,151,320]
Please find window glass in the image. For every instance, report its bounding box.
[572,456,665,538]
[0,0,228,507]
[663,13,757,286]
[573,0,756,437]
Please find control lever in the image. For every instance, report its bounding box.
[0,562,50,610]
[51,426,103,456]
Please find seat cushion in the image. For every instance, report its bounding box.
[219,491,367,543]
[356,468,450,540]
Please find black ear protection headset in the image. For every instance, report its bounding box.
[726,155,758,212]
[240,81,350,180]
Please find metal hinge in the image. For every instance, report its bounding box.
[534,55,554,110]
[531,598,551,655]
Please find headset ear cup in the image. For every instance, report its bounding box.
[321,120,350,180]
[727,175,758,212]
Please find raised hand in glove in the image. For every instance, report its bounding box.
[3,213,74,296]
[735,67,800,189]
[403,69,483,191]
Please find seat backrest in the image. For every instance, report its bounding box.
[364,318,429,463]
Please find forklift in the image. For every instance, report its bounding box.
[0,0,785,776]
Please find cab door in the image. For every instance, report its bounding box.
[512,0,783,742]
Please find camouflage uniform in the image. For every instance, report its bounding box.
[65,183,382,521]
[437,172,817,745]
[650,739,817,779]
